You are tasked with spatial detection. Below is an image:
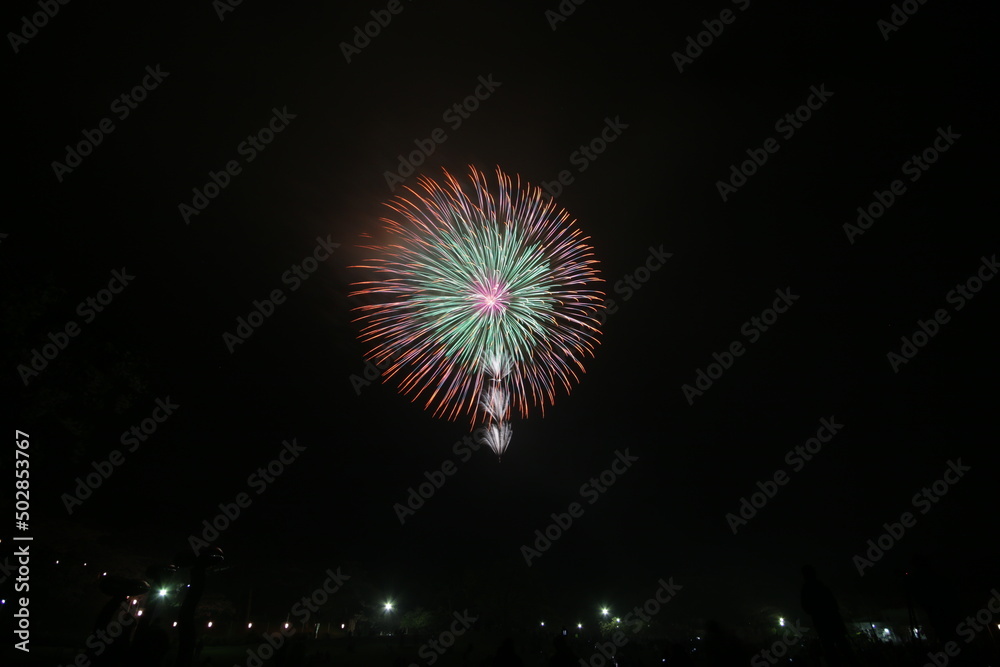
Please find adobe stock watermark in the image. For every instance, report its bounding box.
[726,416,844,534]
[877,0,930,41]
[7,0,71,54]
[178,106,297,224]
[751,620,810,666]
[681,287,800,405]
[923,588,1000,667]
[544,0,587,31]
[55,600,138,667]
[241,566,350,667]
[853,458,971,576]
[222,235,340,353]
[213,0,244,21]
[349,347,404,395]
[521,449,639,566]
[887,253,996,373]
[540,116,628,199]
[16,267,136,386]
[61,396,180,515]
[578,577,683,667]
[188,438,306,554]
[410,610,478,666]
[51,65,170,183]
[843,126,961,244]
[595,245,672,327]
[717,84,833,202]
[383,74,502,191]
[340,0,415,63]
[394,427,489,525]
[671,0,752,73]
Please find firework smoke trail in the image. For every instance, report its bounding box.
[351,166,604,459]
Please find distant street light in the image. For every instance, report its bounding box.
[600,607,609,617]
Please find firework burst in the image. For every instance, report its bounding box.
[351,166,603,458]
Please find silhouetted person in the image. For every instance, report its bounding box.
[549,636,577,667]
[493,637,524,667]
[800,564,854,665]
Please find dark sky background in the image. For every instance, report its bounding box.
[4,0,998,642]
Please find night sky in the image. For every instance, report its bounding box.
[5,0,998,645]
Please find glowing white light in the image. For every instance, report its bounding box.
[284,623,290,629]
[600,607,609,616]
[779,617,785,627]
[207,621,213,628]
[136,611,143,617]
[247,623,253,629]
[577,623,582,629]
[158,589,168,597]
[172,622,178,627]
[384,601,394,612]
[540,621,545,627]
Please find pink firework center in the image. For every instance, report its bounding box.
[474,278,510,315]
